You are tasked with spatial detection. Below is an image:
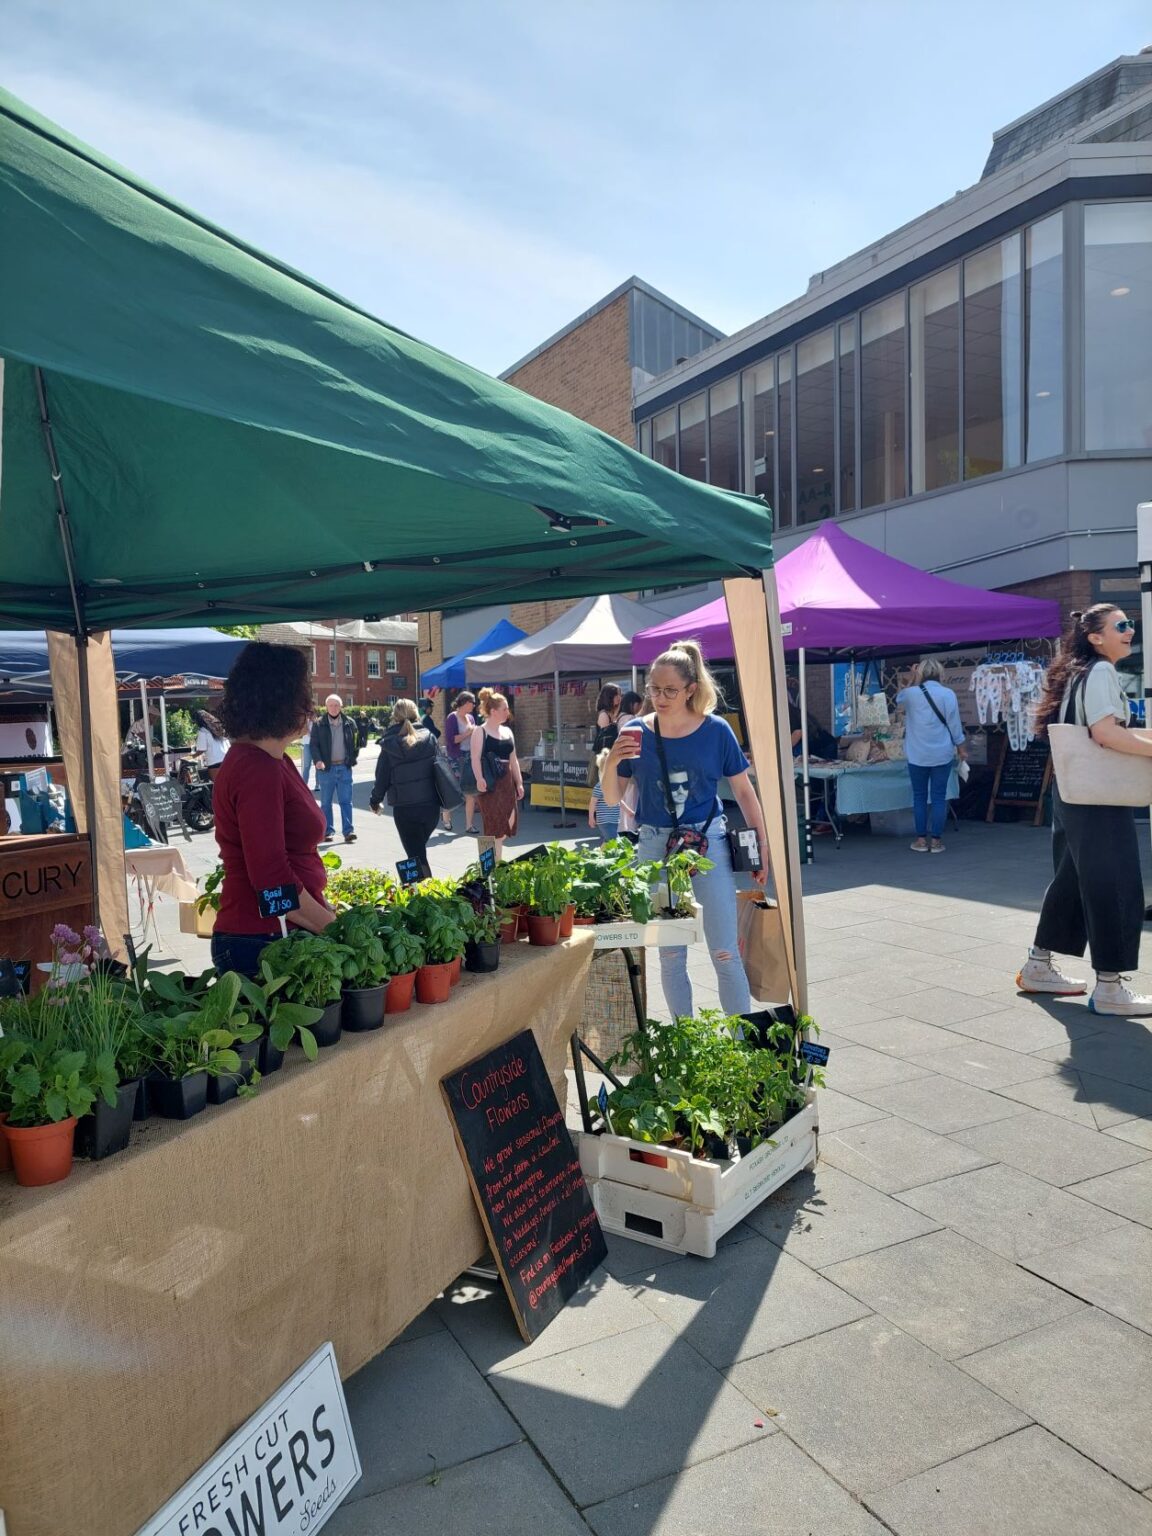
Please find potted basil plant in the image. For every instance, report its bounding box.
[261,932,349,1047]
[238,962,325,1072]
[329,908,390,1031]
[376,916,425,1014]
[402,895,466,1004]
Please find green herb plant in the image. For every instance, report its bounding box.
[326,866,397,912]
[400,894,466,965]
[328,908,390,988]
[261,933,350,1009]
[237,962,325,1062]
[375,913,425,976]
[147,971,260,1081]
[2,1040,116,1127]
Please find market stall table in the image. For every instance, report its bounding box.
[0,935,593,1536]
[799,760,960,841]
[124,843,198,951]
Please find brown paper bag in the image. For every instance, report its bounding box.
[736,890,791,1003]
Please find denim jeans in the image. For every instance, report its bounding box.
[316,763,354,838]
[298,742,312,788]
[634,817,751,1020]
[211,932,274,977]
[907,760,951,838]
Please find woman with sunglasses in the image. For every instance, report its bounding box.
[601,640,768,1019]
[1020,605,1152,1016]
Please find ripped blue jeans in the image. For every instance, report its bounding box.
[634,817,751,1020]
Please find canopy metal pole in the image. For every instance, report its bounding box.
[631,665,637,693]
[35,367,101,919]
[799,647,812,843]
[553,667,574,828]
[139,680,156,779]
[1138,503,1152,917]
[159,694,170,775]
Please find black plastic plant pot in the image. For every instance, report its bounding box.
[75,1078,140,1161]
[342,985,386,1032]
[464,940,501,974]
[313,999,343,1048]
[132,1075,150,1121]
[259,1031,285,1075]
[207,1041,259,1105]
[149,1070,208,1120]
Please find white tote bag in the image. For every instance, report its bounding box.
[1047,669,1152,807]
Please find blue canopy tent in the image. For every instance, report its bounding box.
[420,618,526,693]
[0,627,248,679]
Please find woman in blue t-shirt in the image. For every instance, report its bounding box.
[601,639,769,1019]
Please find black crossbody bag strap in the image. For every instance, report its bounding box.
[918,683,951,732]
[1061,661,1095,727]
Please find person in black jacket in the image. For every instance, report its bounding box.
[310,694,360,844]
[371,699,440,877]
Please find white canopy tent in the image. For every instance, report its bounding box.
[468,593,665,822]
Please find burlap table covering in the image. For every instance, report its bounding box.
[0,934,593,1536]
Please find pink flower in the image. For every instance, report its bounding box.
[58,951,84,968]
[51,923,80,948]
[82,925,106,952]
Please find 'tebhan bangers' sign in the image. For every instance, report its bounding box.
[135,1344,360,1536]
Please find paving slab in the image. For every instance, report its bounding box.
[1107,1117,1152,1151]
[925,1002,1101,1054]
[393,1304,446,1344]
[986,1067,1152,1128]
[851,1072,1021,1133]
[837,919,980,956]
[435,1267,654,1375]
[894,988,1021,1029]
[907,1038,1061,1088]
[822,1228,1082,1358]
[803,993,900,1030]
[825,1045,935,1096]
[585,1433,887,1536]
[728,1315,1028,1496]
[490,1321,769,1507]
[816,1087,890,1133]
[325,1441,590,1536]
[894,956,1025,1000]
[745,1166,941,1268]
[897,1162,1130,1260]
[816,969,933,1003]
[867,1424,1152,1536]
[1036,1033,1152,1089]
[827,1016,964,1058]
[952,1107,1151,1187]
[961,1309,1152,1490]
[632,1233,870,1368]
[1021,1221,1152,1336]
[341,1331,521,1502]
[1068,1159,1152,1227]
[819,1117,994,1193]
[597,1229,737,1282]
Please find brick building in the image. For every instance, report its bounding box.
[260,619,419,707]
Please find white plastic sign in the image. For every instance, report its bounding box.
[135,1344,360,1536]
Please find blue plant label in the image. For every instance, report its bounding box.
[597,1083,608,1113]
[800,1041,830,1066]
[396,858,421,886]
[480,846,496,877]
[258,883,299,919]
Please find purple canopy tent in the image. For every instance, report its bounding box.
[632,523,1062,662]
[632,525,1063,842]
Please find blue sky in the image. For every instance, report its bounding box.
[7,1,1149,374]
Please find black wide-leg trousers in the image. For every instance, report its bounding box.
[1034,788,1144,973]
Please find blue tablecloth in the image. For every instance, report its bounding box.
[801,759,959,817]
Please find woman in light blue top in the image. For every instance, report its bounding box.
[895,659,966,853]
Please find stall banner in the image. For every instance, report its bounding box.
[135,1344,359,1536]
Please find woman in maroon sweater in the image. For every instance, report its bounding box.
[212,644,335,976]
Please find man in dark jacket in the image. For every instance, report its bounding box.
[371,701,440,877]
[311,694,360,843]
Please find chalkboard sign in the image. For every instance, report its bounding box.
[800,1040,830,1067]
[396,858,421,886]
[479,846,496,877]
[441,1029,607,1342]
[987,735,1052,826]
[137,779,188,842]
[258,883,299,919]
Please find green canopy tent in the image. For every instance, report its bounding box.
[0,87,804,1012]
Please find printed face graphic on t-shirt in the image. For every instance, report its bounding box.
[667,770,689,816]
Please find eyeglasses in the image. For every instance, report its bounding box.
[1114,619,1135,634]
[647,685,685,700]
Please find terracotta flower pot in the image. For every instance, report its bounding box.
[385,970,417,1014]
[515,905,530,938]
[526,913,562,947]
[559,904,575,938]
[5,1116,77,1187]
[573,915,596,927]
[499,916,519,946]
[0,1112,10,1174]
[415,961,454,1004]
[449,955,462,987]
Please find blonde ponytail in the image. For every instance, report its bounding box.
[652,639,719,715]
[392,697,419,746]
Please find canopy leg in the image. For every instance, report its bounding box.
[553,667,574,828]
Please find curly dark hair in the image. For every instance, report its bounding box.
[1034,604,1121,735]
[218,643,312,741]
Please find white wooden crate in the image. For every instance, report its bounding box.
[583,1097,818,1258]
[592,902,703,950]
[577,1096,817,1210]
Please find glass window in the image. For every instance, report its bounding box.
[367,650,380,678]
[1084,201,1152,450]
[654,408,677,470]
[344,651,352,678]
[777,353,793,527]
[910,267,961,493]
[386,649,398,672]
[639,418,652,456]
[796,330,835,523]
[838,319,857,512]
[1025,213,1064,461]
[744,363,776,510]
[708,378,741,491]
[678,393,707,482]
[329,645,336,676]
[310,647,317,676]
[963,237,1022,478]
[860,296,907,507]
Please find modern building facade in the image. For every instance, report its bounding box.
[633,50,1152,619]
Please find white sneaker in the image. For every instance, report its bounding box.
[1089,978,1152,1017]
[1016,956,1088,996]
